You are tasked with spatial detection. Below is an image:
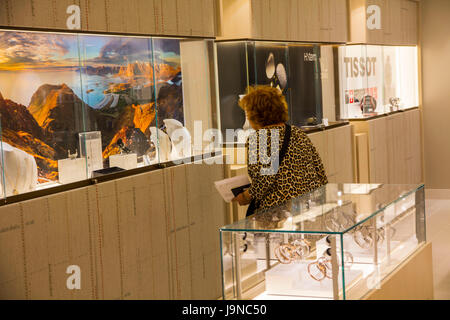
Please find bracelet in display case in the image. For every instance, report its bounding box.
[273,239,311,264]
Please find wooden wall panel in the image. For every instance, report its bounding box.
[94,181,122,300]
[411,109,422,183]
[0,1,10,28]
[65,188,95,299]
[20,198,49,299]
[137,0,157,34]
[0,204,26,299]
[325,129,337,181]
[308,131,328,175]
[122,0,140,34]
[190,0,204,36]
[251,0,263,39]
[219,0,348,41]
[152,0,163,34]
[307,127,354,184]
[319,0,331,41]
[352,109,423,184]
[301,0,321,42]
[356,133,370,183]
[368,117,389,183]
[335,125,354,182]
[31,0,55,29]
[105,0,127,33]
[332,0,348,42]
[115,177,139,299]
[261,0,272,39]
[9,0,35,28]
[276,0,289,41]
[161,0,178,35]
[349,0,419,45]
[287,0,299,41]
[176,0,192,36]
[202,0,216,37]
[0,0,215,37]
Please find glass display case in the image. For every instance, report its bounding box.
[215,41,338,143]
[0,29,216,198]
[338,45,419,119]
[220,183,425,300]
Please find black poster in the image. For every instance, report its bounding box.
[216,42,248,138]
[288,45,323,126]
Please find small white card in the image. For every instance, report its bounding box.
[214,175,250,203]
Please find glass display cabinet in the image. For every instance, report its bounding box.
[215,40,339,143]
[338,45,419,119]
[220,183,425,300]
[0,29,216,198]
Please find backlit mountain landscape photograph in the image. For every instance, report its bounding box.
[0,30,183,182]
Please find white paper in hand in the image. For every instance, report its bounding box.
[214,175,251,203]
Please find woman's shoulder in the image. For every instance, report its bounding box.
[290,125,315,145]
[290,125,308,138]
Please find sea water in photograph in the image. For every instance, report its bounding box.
[0,30,183,182]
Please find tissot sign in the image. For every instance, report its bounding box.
[343,57,377,78]
[338,46,384,119]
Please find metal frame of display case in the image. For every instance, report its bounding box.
[220,183,426,300]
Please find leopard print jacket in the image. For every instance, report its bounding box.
[246,124,328,209]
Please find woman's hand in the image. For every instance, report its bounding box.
[232,190,252,206]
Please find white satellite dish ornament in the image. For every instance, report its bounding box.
[0,142,38,196]
[163,119,192,160]
[149,126,172,163]
[266,53,276,79]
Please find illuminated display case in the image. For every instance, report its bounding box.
[0,29,216,198]
[220,183,425,300]
[338,45,419,119]
[215,41,339,143]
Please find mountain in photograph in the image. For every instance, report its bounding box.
[116,61,180,81]
[117,61,153,79]
[82,61,180,83]
[0,91,59,180]
[82,65,121,76]
[29,84,88,132]
[0,91,45,140]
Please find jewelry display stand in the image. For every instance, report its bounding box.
[109,153,138,170]
[0,142,38,196]
[79,131,103,178]
[57,157,87,184]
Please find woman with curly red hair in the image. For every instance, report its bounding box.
[233,86,328,216]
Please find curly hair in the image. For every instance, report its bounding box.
[239,86,289,127]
